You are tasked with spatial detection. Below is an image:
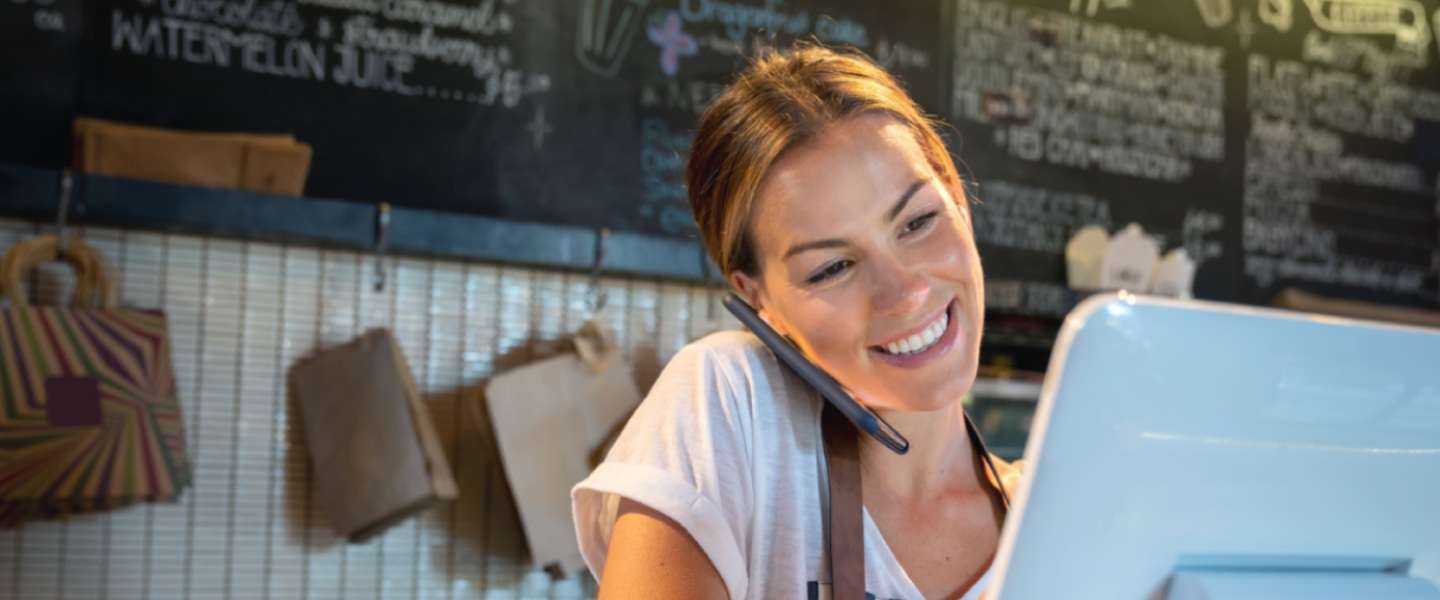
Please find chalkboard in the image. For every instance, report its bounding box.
[0,0,84,167]
[1,0,944,239]
[2,0,1438,314]
[950,0,1440,314]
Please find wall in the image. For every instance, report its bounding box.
[0,218,733,599]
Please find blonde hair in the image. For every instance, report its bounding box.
[686,45,967,277]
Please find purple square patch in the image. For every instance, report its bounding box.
[45,376,102,427]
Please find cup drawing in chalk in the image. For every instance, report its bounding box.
[577,0,651,77]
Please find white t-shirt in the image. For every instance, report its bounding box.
[572,330,1011,600]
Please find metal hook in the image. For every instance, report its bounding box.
[56,169,74,247]
[587,227,609,313]
[373,202,391,292]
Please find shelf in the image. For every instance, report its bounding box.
[0,162,721,284]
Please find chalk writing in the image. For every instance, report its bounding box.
[1182,208,1226,262]
[1244,255,1429,291]
[1243,46,1439,297]
[671,0,869,57]
[953,0,1226,183]
[814,13,869,47]
[639,78,726,114]
[986,279,1073,316]
[156,0,306,36]
[15,0,69,33]
[639,118,697,234]
[1236,10,1257,47]
[338,16,509,78]
[876,37,930,71]
[972,180,1113,254]
[1300,0,1432,65]
[1195,0,1234,28]
[298,0,512,35]
[1070,0,1131,18]
[1261,0,1295,32]
[698,33,745,55]
[1435,8,1440,61]
[1249,55,1439,156]
[34,9,66,32]
[112,10,329,82]
[679,0,810,43]
[108,0,548,107]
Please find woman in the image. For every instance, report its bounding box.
[572,45,1023,600]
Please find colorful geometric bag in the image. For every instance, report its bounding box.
[0,236,191,527]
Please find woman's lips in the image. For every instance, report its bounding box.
[867,298,960,369]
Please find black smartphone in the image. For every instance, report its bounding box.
[722,293,910,455]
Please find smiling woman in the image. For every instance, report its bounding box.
[572,45,1022,600]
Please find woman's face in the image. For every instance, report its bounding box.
[731,113,985,413]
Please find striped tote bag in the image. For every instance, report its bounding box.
[0,236,191,526]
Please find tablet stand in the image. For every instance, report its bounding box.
[1168,555,1440,600]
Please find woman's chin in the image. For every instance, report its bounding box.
[863,374,977,414]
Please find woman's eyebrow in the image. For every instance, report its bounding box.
[782,179,930,260]
[784,238,846,260]
[884,179,928,223]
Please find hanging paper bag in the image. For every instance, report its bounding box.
[289,328,458,543]
[480,319,641,576]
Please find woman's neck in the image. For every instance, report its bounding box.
[857,400,982,502]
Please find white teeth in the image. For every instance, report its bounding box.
[880,310,949,356]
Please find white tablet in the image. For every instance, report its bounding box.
[990,293,1440,600]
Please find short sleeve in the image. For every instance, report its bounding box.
[571,340,756,600]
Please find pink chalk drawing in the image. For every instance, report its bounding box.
[648,11,697,77]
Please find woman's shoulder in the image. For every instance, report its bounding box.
[669,329,808,403]
[680,329,777,373]
[636,328,819,445]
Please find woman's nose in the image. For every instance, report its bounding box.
[869,256,929,317]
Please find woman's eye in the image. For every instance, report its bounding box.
[902,211,940,236]
[806,259,853,285]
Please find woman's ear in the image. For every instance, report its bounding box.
[728,270,785,334]
[728,270,764,312]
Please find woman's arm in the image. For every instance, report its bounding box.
[597,498,729,600]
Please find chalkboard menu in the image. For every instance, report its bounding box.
[2,0,1437,313]
[952,0,1440,314]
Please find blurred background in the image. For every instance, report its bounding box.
[1,0,1437,597]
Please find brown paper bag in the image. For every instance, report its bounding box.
[73,117,312,196]
[290,329,457,542]
[480,321,641,575]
